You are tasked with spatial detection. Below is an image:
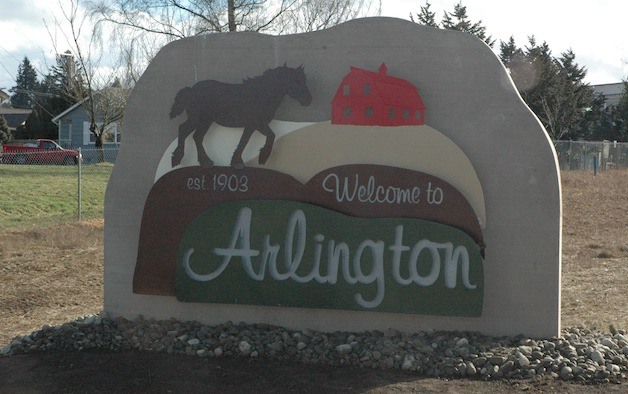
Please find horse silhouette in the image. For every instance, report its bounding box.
[169,64,312,169]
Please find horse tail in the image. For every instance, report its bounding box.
[169,87,193,119]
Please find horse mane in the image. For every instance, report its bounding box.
[241,65,303,87]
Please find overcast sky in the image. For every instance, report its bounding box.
[1,0,627,92]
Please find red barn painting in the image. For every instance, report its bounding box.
[332,64,426,126]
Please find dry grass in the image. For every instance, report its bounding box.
[0,220,103,345]
[560,169,628,330]
[0,170,626,345]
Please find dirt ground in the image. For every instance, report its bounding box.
[1,350,626,393]
[0,169,626,392]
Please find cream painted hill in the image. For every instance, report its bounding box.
[245,121,486,228]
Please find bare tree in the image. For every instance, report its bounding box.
[85,0,379,103]
[86,0,380,47]
[47,0,130,159]
[277,0,381,34]
[87,0,300,38]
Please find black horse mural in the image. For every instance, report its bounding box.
[169,64,312,169]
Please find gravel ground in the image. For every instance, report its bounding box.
[2,313,627,384]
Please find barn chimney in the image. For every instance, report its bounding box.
[378,63,387,75]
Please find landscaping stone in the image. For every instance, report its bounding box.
[1,314,626,383]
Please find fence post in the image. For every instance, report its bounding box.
[78,148,82,222]
[592,153,598,176]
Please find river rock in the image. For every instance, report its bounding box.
[0,314,626,384]
[590,350,605,363]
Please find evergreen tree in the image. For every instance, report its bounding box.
[37,54,79,138]
[578,93,613,141]
[410,1,438,27]
[18,105,58,140]
[610,82,628,141]
[14,120,35,140]
[15,53,82,141]
[10,57,39,109]
[499,37,593,140]
[412,2,607,140]
[553,50,593,139]
[512,38,558,133]
[48,51,88,104]
[441,2,495,47]
[411,1,494,47]
[499,36,519,64]
[499,36,534,89]
[0,115,11,143]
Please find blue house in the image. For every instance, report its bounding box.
[52,98,122,150]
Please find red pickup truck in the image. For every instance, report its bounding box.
[1,139,81,165]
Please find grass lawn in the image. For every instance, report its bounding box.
[0,164,113,229]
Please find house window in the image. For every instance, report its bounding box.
[365,107,373,118]
[363,84,371,95]
[389,108,395,119]
[343,84,350,96]
[83,122,94,145]
[83,121,120,145]
[103,125,118,143]
[415,110,422,120]
[344,107,351,117]
[403,109,410,119]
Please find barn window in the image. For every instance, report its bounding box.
[344,107,351,117]
[365,107,373,118]
[389,108,395,119]
[343,84,350,96]
[363,84,371,95]
[403,109,410,119]
[415,110,422,120]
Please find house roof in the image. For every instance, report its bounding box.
[0,89,9,101]
[348,64,425,109]
[51,97,88,123]
[0,108,32,129]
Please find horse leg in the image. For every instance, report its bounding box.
[230,127,255,170]
[172,120,195,167]
[257,124,275,165]
[193,121,214,168]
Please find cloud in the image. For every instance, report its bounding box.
[0,0,57,54]
[0,0,97,89]
[0,1,65,87]
[0,0,49,23]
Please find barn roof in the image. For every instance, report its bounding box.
[349,64,425,109]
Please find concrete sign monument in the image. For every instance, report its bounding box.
[105,17,561,338]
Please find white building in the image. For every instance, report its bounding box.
[592,82,625,109]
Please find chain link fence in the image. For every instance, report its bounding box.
[0,140,625,228]
[0,147,118,228]
[4,141,625,171]
[0,147,118,166]
[554,140,628,171]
